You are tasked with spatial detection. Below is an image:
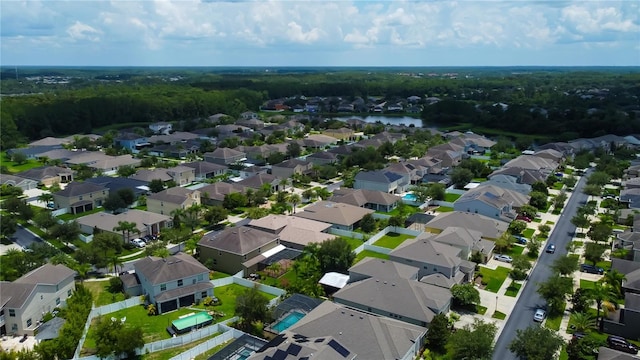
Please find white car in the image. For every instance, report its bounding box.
[534,309,546,322]
[130,238,146,248]
[494,254,513,263]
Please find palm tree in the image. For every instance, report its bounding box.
[75,262,92,284]
[38,193,54,206]
[113,221,138,243]
[601,269,626,300]
[288,193,302,214]
[571,312,596,333]
[302,189,316,202]
[589,282,614,327]
[108,254,123,275]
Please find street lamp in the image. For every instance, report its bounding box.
[495,296,499,314]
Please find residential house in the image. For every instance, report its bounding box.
[287,301,427,360]
[293,201,374,231]
[533,149,565,164]
[604,259,640,341]
[65,152,141,175]
[85,176,149,199]
[206,113,230,124]
[426,143,464,168]
[125,253,213,314]
[240,111,258,120]
[430,226,495,262]
[6,145,64,160]
[620,189,640,209]
[235,118,265,130]
[596,347,640,360]
[182,161,227,181]
[322,128,355,141]
[623,177,640,190]
[198,226,280,275]
[238,166,268,180]
[271,159,313,179]
[28,137,73,147]
[305,151,338,166]
[425,211,509,240]
[500,155,558,177]
[130,166,195,186]
[333,260,452,327]
[454,185,529,222]
[76,210,172,239]
[198,182,246,206]
[52,181,108,214]
[114,132,150,153]
[481,174,532,195]
[354,170,408,194]
[0,264,76,335]
[348,258,420,284]
[146,187,200,216]
[300,134,337,149]
[237,173,282,193]
[147,131,201,145]
[203,148,246,165]
[450,133,496,154]
[235,144,288,165]
[147,142,200,160]
[329,188,400,212]
[17,166,73,187]
[389,233,472,282]
[248,332,353,360]
[489,167,549,186]
[149,122,173,135]
[536,142,575,158]
[0,175,38,191]
[248,214,334,250]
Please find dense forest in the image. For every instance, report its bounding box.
[1,67,639,149]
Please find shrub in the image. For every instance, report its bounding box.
[108,277,123,293]
[147,304,157,316]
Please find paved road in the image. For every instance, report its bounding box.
[492,169,592,360]
[12,224,43,250]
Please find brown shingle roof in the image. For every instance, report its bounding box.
[198,226,278,255]
[133,253,208,285]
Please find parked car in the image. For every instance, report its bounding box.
[580,264,604,275]
[516,215,532,222]
[512,235,528,244]
[572,332,586,340]
[546,244,556,254]
[607,335,639,354]
[533,308,546,322]
[130,238,146,248]
[494,254,513,263]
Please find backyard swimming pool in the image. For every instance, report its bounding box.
[271,311,305,333]
[402,193,417,202]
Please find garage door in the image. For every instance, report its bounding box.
[160,300,178,314]
[179,294,195,307]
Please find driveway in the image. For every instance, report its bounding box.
[11,225,43,250]
[492,169,592,360]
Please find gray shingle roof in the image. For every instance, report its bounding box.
[426,211,509,239]
[17,166,73,181]
[54,181,106,197]
[288,301,426,360]
[133,253,208,285]
[391,236,462,268]
[198,226,278,255]
[0,264,75,309]
[348,258,419,281]
[329,188,401,207]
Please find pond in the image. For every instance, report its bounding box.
[333,115,423,127]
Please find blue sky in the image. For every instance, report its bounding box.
[1,0,639,67]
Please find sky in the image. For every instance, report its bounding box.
[1,0,639,67]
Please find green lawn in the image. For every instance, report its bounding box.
[573,240,584,247]
[341,236,364,250]
[596,260,611,270]
[522,228,535,238]
[492,311,506,320]
[532,218,542,223]
[83,279,126,306]
[476,305,488,315]
[372,232,415,249]
[546,220,555,225]
[57,207,104,221]
[505,245,525,257]
[2,156,44,173]
[83,283,274,354]
[209,271,232,280]
[142,333,221,360]
[353,250,390,264]
[378,205,420,217]
[545,301,565,331]
[553,182,564,190]
[435,206,454,213]
[505,282,522,297]
[580,279,597,290]
[444,193,462,202]
[478,266,510,293]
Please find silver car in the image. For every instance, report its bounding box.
[534,309,546,322]
[494,254,513,263]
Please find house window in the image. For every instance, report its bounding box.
[11,324,17,332]
[243,255,247,260]
[67,289,72,296]
[161,202,164,206]
[160,284,166,291]
[218,251,222,256]
[41,295,43,300]
[56,298,60,305]
[9,309,15,317]
[197,274,204,281]
[201,291,208,298]
[192,279,196,285]
[177,280,183,287]
[213,259,217,265]
[26,319,32,327]
[258,247,261,253]
[79,196,83,200]
[90,194,93,198]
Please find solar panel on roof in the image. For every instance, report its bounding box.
[314,338,324,343]
[328,339,350,358]
[286,343,302,356]
[272,349,287,360]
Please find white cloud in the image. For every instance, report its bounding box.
[66,21,101,42]
[561,4,639,34]
[286,22,322,44]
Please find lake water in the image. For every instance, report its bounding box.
[334,115,423,127]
